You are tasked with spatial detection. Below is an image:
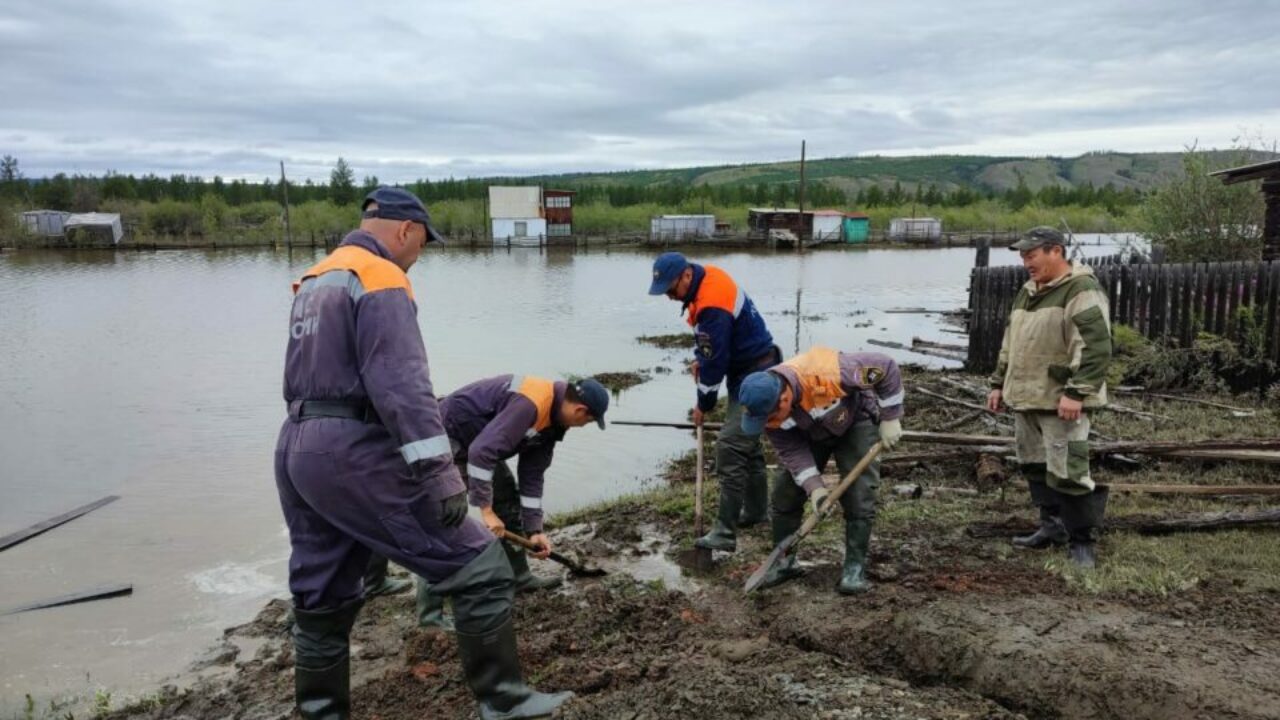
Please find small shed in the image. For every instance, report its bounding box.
[747,208,811,240]
[543,189,575,237]
[651,214,716,240]
[20,210,72,237]
[811,210,846,241]
[842,212,870,244]
[888,217,942,243]
[64,213,124,245]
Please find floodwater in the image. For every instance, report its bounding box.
[0,236,1135,711]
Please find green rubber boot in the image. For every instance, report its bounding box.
[292,598,363,720]
[503,541,563,594]
[363,555,413,598]
[695,492,742,552]
[415,579,454,631]
[838,519,874,595]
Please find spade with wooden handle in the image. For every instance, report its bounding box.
[744,441,883,593]
[676,424,715,571]
[502,530,606,578]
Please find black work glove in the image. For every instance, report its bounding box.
[441,490,468,528]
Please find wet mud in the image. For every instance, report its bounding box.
[104,371,1280,720]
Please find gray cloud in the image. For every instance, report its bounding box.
[0,0,1276,181]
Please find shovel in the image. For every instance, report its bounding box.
[744,441,883,593]
[677,424,716,572]
[502,530,607,578]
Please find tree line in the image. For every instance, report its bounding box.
[0,154,1142,215]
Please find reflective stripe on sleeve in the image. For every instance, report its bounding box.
[467,463,494,482]
[793,467,819,486]
[520,495,543,509]
[732,288,746,317]
[697,380,722,394]
[878,390,905,408]
[507,375,524,392]
[399,435,453,464]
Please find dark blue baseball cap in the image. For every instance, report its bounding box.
[573,378,610,429]
[648,252,690,295]
[362,186,446,244]
[738,371,783,435]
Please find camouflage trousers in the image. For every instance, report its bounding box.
[1013,410,1094,496]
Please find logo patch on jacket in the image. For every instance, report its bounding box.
[863,367,884,385]
[695,331,713,358]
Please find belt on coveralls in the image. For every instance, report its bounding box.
[297,399,383,425]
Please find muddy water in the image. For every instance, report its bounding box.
[0,236,1134,710]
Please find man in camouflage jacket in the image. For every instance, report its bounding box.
[987,227,1113,568]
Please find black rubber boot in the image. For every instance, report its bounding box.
[502,541,563,594]
[1012,505,1068,549]
[292,597,363,720]
[363,555,412,598]
[757,512,805,589]
[415,579,454,631]
[1061,487,1108,569]
[737,468,769,529]
[837,518,873,595]
[1013,465,1067,549]
[456,617,574,720]
[695,493,741,552]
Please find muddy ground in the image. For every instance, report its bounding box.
[103,370,1280,720]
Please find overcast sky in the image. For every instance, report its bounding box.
[2,0,1277,182]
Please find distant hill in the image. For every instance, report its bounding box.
[511,150,1274,194]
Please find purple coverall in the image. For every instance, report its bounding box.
[440,375,568,535]
[274,231,494,610]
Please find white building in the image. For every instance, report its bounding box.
[489,186,546,246]
[889,217,942,242]
[650,214,715,240]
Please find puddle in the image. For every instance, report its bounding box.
[552,522,694,592]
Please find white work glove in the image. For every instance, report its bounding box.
[809,486,831,515]
[878,418,903,451]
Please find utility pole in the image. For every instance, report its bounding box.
[797,139,806,254]
[280,161,292,249]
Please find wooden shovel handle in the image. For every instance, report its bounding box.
[694,424,705,536]
[795,442,883,543]
[502,529,543,552]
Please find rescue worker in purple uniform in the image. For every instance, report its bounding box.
[274,187,571,720]
[738,347,905,594]
[648,252,779,552]
[415,374,609,626]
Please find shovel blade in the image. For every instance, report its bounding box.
[743,535,796,593]
[676,545,715,572]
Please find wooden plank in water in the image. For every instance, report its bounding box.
[0,495,121,552]
[1,583,133,616]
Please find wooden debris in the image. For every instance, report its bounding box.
[912,336,967,353]
[975,454,1006,492]
[968,509,1280,539]
[1,583,133,616]
[868,339,965,362]
[0,496,121,553]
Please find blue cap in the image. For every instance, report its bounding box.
[738,371,783,435]
[362,186,446,244]
[648,252,690,295]
[573,378,610,429]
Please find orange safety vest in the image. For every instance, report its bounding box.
[292,245,413,299]
[510,375,556,432]
[781,346,847,416]
[685,265,744,327]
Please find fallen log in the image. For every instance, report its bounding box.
[0,496,121,553]
[1,583,133,616]
[967,509,1280,539]
[1117,390,1256,416]
[937,409,985,432]
[612,420,723,431]
[912,336,967,353]
[868,339,965,362]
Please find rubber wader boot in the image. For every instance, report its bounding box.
[837,518,873,595]
[415,579,454,631]
[1013,466,1067,549]
[363,556,413,598]
[503,541,563,594]
[695,492,741,552]
[738,472,769,529]
[292,597,363,720]
[756,512,805,589]
[1061,487,1108,569]
[456,616,574,720]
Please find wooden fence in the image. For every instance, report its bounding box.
[966,260,1280,373]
